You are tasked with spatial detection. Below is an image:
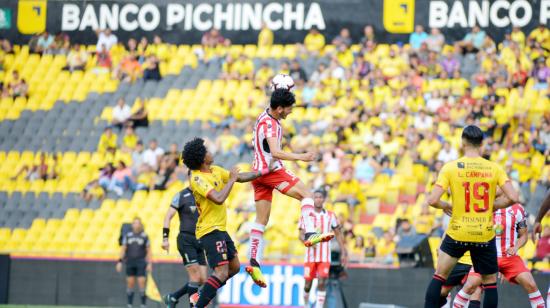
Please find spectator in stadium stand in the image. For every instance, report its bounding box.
[413,109,433,133]
[110,161,136,196]
[0,39,13,54]
[334,167,364,220]
[355,151,379,184]
[112,98,132,130]
[425,28,445,52]
[52,32,70,54]
[81,179,105,202]
[11,152,52,181]
[511,26,526,47]
[128,98,149,128]
[291,126,314,153]
[437,142,458,163]
[396,219,417,241]
[165,143,180,167]
[201,28,228,48]
[151,35,169,61]
[257,22,273,47]
[95,44,112,72]
[220,55,236,79]
[131,141,146,173]
[138,37,149,55]
[254,62,273,89]
[98,162,115,191]
[214,126,240,156]
[64,44,88,72]
[122,125,139,152]
[116,217,152,308]
[233,54,254,80]
[375,231,396,265]
[409,25,428,50]
[310,62,329,85]
[96,28,118,52]
[533,58,550,90]
[115,53,142,82]
[303,26,325,55]
[289,59,308,85]
[349,235,365,262]
[143,139,164,171]
[528,23,550,47]
[415,205,435,235]
[35,31,54,54]
[11,78,28,98]
[458,25,486,53]
[143,55,161,81]
[440,51,460,75]
[151,156,177,191]
[332,27,352,47]
[360,24,376,45]
[127,38,138,55]
[98,127,117,154]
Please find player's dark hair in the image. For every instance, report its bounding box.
[462,125,484,147]
[314,189,327,199]
[182,138,207,170]
[270,88,295,109]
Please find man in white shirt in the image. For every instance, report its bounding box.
[437,142,458,163]
[112,98,132,129]
[414,110,433,133]
[96,29,118,51]
[143,139,164,171]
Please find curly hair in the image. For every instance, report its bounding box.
[182,138,207,170]
[270,88,296,109]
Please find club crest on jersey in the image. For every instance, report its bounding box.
[457,162,465,169]
[190,206,197,213]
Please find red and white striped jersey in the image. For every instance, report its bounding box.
[299,209,339,263]
[252,109,283,171]
[494,204,527,258]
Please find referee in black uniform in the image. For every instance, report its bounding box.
[162,187,207,307]
[116,217,152,308]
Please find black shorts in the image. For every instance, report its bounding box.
[177,232,207,267]
[444,262,472,287]
[126,259,146,277]
[440,235,497,275]
[198,230,237,269]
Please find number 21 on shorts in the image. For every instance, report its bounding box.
[216,241,227,253]
[462,181,489,212]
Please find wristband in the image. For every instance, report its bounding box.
[163,228,169,239]
[259,168,269,176]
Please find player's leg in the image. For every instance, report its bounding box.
[440,263,471,307]
[126,276,136,308]
[467,286,483,308]
[515,272,545,308]
[247,180,272,288]
[315,277,327,308]
[285,181,334,246]
[425,236,464,308]
[137,275,147,307]
[453,273,482,308]
[439,286,452,308]
[472,240,499,308]
[303,279,313,308]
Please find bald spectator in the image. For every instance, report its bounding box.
[143,139,164,170]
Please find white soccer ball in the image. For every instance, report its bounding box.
[270,74,295,91]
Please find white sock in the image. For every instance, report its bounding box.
[304,291,310,308]
[301,198,315,233]
[248,222,265,262]
[315,290,326,308]
[528,290,545,308]
[547,284,550,308]
[441,294,451,308]
[453,290,471,308]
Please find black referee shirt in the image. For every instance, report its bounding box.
[170,187,199,234]
[123,231,150,260]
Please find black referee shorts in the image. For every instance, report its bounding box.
[126,259,146,277]
[198,230,237,269]
[440,235,497,275]
[177,232,207,267]
[444,263,472,287]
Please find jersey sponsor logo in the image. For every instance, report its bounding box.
[457,162,465,169]
[190,205,197,213]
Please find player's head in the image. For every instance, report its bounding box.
[313,189,327,209]
[182,137,213,170]
[270,88,295,120]
[132,217,143,233]
[461,125,484,149]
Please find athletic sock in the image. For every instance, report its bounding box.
[438,294,448,307]
[249,222,266,263]
[315,290,326,308]
[424,274,446,308]
[468,300,481,308]
[172,282,189,299]
[139,289,146,306]
[452,289,471,308]
[196,276,223,308]
[304,291,310,308]
[127,289,135,305]
[482,283,498,308]
[528,290,545,308]
[301,198,316,233]
[547,284,549,308]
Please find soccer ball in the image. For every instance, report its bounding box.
[270,74,295,91]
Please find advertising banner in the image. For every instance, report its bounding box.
[0,0,547,45]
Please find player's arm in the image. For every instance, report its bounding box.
[162,207,177,252]
[533,192,550,240]
[498,172,519,205]
[333,225,348,266]
[493,188,515,210]
[236,160,276,183]
[426,185,452,216]
[206,167,239,205]
[116,243,126,272]
[508,222,528,256]
[299,227,306,243]
[146,242,153,272]
[266,137,315,162]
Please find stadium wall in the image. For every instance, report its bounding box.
[0,0,548,45]
[7,258,550,308]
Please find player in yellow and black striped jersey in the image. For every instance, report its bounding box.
[181,138,273,308]
[423,125,519,308]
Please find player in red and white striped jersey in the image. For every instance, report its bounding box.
[246,89,335,288]
[453,203,546,308]
[299,189,347,308]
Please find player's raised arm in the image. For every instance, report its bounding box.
[236,160,276,183]
[266,137,316,162]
